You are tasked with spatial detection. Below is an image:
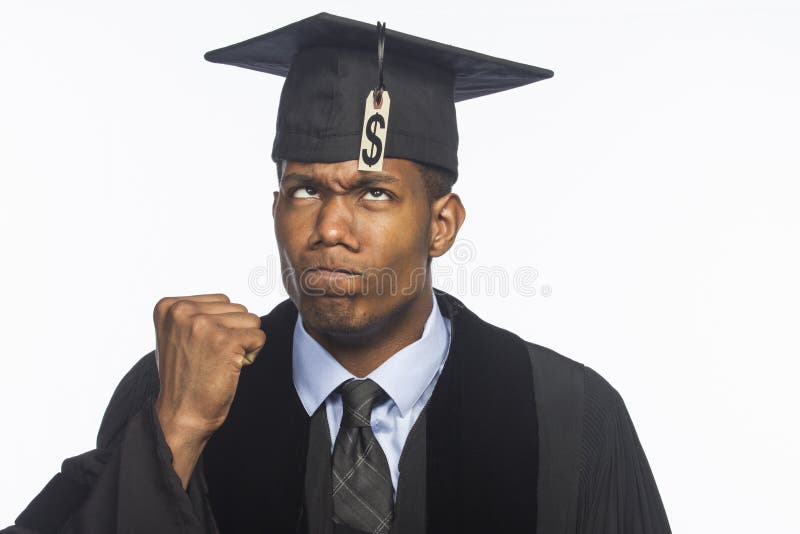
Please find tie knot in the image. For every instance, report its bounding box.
[338,378,386,428]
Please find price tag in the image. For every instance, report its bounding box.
[358,90,391,172]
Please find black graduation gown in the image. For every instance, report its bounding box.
[3,290,671,534]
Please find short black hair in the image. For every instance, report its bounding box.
[275,160,456,202]
[414,162,457,201]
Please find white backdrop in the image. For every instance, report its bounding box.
[1,1,799,531]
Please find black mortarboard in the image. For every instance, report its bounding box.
[204,12,553,178]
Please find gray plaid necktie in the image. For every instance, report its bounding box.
[331,378,395,534]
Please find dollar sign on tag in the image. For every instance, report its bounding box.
[358,90,390,172]
[362,113,385,166]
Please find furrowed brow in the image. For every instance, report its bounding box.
[349,175,399,189]
[281,173,399,190]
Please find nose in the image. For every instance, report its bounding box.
[308,195,360,251]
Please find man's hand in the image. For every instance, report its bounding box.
[153,293,266,488]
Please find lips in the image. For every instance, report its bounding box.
[299,266,363,296]
[308,268,359,281]
[310,266,360,275]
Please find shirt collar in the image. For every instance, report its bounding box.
[292,290,449,418]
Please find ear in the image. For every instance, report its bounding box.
[428,193,466,259]
[272,190,279,218]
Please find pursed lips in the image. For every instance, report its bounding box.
[296,266,364,297]
[306,266,361,276]
[301,266,363,288]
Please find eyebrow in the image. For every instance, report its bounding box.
[281,172,399,190]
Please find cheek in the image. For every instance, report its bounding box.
[364,210,429,268]
[274,205,311,256]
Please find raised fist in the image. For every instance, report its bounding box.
[152,294,266,486]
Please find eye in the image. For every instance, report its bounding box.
[364,188,391,201]
[291,186,320,199]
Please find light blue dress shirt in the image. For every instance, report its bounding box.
[292,290,451,500]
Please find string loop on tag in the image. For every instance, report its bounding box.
[374,21,386,106]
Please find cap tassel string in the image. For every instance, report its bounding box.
[374,21,386,107]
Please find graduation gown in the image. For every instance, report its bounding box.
[3,290,671,534]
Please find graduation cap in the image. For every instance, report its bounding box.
[204,12,553,178]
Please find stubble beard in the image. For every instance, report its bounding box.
[297,296,372,337]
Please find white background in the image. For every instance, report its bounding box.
[1,0,798,531]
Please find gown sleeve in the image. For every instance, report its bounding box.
[2,352,218,534]
[575,367,672,534]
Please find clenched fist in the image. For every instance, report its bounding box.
[152,293,266,488]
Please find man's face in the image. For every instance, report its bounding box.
[273,158,434,337]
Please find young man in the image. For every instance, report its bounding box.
[5,13,671,534]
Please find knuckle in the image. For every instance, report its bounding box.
[169,299,196,319]
[154,296,176,320]
[246,312,261,328]
[189,313,213,334]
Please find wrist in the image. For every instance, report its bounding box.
[154,401,213,489]
[155,401,218,450]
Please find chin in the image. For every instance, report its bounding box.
[296,295,377,336]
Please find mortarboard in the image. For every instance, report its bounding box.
[204,12,553,178]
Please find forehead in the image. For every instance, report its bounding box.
[281,158,423,188]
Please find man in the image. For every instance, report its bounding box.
[4,12,671,534]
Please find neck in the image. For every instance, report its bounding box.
[305,287,435,377]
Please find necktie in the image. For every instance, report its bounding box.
[331,378,395,534]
